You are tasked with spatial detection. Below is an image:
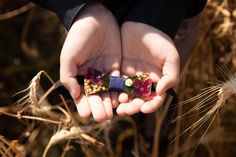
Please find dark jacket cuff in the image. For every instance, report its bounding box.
[30,0,89,30]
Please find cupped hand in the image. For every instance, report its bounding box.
[60,2,121,122]
[117,22,180,116]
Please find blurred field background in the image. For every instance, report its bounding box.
[0,0,236,157]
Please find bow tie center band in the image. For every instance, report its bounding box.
[84,68,152,100]
[55,68,176,100]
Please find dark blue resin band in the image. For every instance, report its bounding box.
[108,76,125,91]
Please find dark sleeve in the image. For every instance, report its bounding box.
[185,0,207,18]
[29,0,89,30]
[30,0,207,37]
[123,0,207,39]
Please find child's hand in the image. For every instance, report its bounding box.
[60,2,121,122]
[117,22,179,116]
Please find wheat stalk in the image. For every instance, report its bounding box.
[12,71,71,124]
[42,126,105,157]
[14,71,54,116]
[172,66,236,152]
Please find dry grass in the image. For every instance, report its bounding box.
[0,0,236,156]
[165,0,236,156]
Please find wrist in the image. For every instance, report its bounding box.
[82,1,106,12]
[71,1,110,25]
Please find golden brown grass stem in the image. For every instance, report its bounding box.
[4,141,17,157]
[60,140,71,157]
[39,71,74,124]
[20,7,39,58]
[0,137,15,157]
[152,95,173,157]
[208,1,230,17]
[0,110,63,124]
[0,3,34,21]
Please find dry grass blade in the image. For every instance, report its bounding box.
[0,136,23,157]
[2,70,113,156]
[20,8,39,58]
[14,71,52,115]
[0,3,34,21]
[43,126,105,157]
[172,69,236,142]
[152,94,173,157]
[169,0,236,156]
[13,70,71,124]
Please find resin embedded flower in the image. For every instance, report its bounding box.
[85,68,104,86]
[134,78,152,99]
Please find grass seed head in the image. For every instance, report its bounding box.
[218,73,236,105]
[15,71,53,116]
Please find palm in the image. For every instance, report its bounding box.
[61,7,121,74]
[117,22,179,115]
[60,3,121,122]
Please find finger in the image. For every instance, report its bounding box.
[123,98,145,115]
[75,94,91,119]
[109,70,120,108]
[140,93,166,113]
[116,103,126,116]
[156,54,179,95]
[156,75,177,96]
[117,73,131,104]
[60,60,81,100]
[111,92,119,108]
[118,92,129,103]
[101,92,113,119]
[87,94,108,122]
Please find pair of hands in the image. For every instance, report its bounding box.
[60,2,179,122]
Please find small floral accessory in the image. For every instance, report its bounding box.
[82,68,154,100]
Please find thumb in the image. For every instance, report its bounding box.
[156,56,179,95]
[156,75,177,96]
[60,61,81,100]
[62,77,81,100]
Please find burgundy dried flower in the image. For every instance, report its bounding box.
[85,68,103,85]
[134,78,152,99]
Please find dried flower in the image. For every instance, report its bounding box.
[85,68,104,86]
[84,68,107,95]
[134,78,152,99]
